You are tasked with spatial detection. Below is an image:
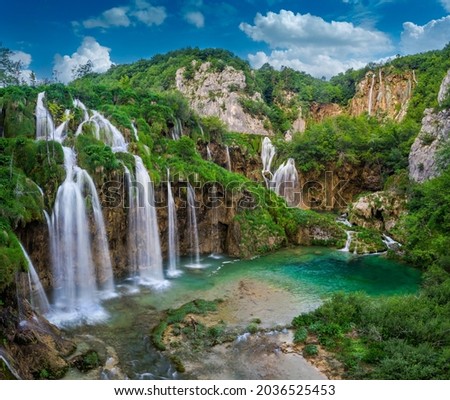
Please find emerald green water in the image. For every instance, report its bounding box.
[69,247,421,379]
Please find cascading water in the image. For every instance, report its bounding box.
[36,92,55,141]
[171,118,182,140]
[74,99,171,287]
[167,170,181,277]
[186,182,201,268]
[19,243,50,314]
[368,72,376,116]
[48,147,110,324]
[209,184,221,257]
[36,93,116,324]
[261,137,276,188]
[225,146,232,172]
[131,121,139,141]
[128,156,168,288]
[206,145,213,161]
[382,234,402,250]
[340,231,355,252]
[271,158,299,206]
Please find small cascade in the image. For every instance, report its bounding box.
[167,170,181,277]
[171,118,182,140]
[0,349,22,380]
[128,156,168,287]
[368,72,376,116]
[53,109,71,143]
[73,99,90,135]
[337,216,352,227]
[198,122,204,138]
[19,243,50,314]
[206,145,213,161]
[186,182,201,267]
[271,158,298,206]
[36,92,55,141]
[382,234,402,250]
[340,231,355,252]
[225,145,232,172]
[131,121,139,141]
[261,137,276,188]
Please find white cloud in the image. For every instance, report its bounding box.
[82,1,166,29]
[240,10,393,78]
[10,51,32,68]
[131,0,167,26]
[83,7,130,29]
[400,16,450,55]
[184,11,205,28]
[53,37,113,84]
[440,0,450,12]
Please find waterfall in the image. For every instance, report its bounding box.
[206,145,213,161]
[225,145,232,172]
[271,158,298,206]
[340,231,355,252]
[53,109,71,143]
[128,156,168,288]
[19,243,50,314]
[36,92,55,141]
[186,182,201,267]
[74,99,89,136]
[210,184,220,257]
[48,147,111,324]
[382,234,402,250]
[131,121,139,141]
[261,137,276,188]
[368,72,376,116]
[0,349,22,380]
[167,170,181,277]
[171,118,182,140]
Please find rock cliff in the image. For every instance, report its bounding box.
[409,69,450,182]
[350,68,416,121]
[176,62,270,135]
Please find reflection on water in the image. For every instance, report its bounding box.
[67,247,421,379]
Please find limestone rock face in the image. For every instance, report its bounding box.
[409,109,450,182]
[310,102,343,123]
[176,62,270,135]
[349,191,407,234]
[409,69,450,183]
[438,69,450,106]
[350,69,416,121]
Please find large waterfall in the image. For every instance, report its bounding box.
[128,156,168,287]
[167,170,181,277]
[48,147,113,324]
[35,92,55,141]
[271,158,299,206]
[186,182,201,268]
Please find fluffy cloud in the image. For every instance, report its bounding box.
[184,11,205,28]
[440,0,450,12]
[53,37,113,84]
[9,50,34,84]
[82,1,166,29]
[240,10,393,78]
[83,7,130,29]
[131,0,167,26]
[400,16,450,55]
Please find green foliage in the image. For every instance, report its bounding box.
[293,327,308,344]
[75,134,121,173]
[303,344,319,357]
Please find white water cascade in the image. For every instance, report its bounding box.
[368,72,376,116]
[186,182,201,268]
[73,99,169,287]
[225,145,232,172]
[49,147,114,324]
[382,234,402,250]
[206,145,213,161]
[19,243,50,314]
[261,137,276,188]
[36,94,115,324]
[131,121,139,141]
[36,92,55,141]
[340,231,355,252]
[171,118,182,140]
[128,156,168,287]
[271,158,299,206]
[167,170,181,277]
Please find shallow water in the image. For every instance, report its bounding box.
[66,247,421,379]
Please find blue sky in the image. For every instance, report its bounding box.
[1,0,450,82]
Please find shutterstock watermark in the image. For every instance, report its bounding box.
[99,172,349,210]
